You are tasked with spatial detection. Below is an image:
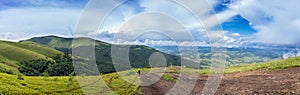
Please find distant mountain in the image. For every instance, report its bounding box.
[0,40,63,74]
[153,46,283,66]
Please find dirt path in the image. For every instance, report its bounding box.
[141,73,175,95]
[141,67,300,95]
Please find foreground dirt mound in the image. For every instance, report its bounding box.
[141,67,300,95]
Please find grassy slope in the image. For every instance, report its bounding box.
[26,36,183,68]
[1,57,300,94]
[24,36,109,49]
[0,41,63,74]
[199,56,300,75]
[0,70,143,95]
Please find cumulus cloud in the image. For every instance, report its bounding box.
[4,0,299,47]
[96,0,225,45]
[203,10,238,29]
[0,0,228,46]
[117,12,192,41]
[229,0,300,45]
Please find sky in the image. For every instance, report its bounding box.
[0,0,300,47]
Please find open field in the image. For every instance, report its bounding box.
[0,69,147,95]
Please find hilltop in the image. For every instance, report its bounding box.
[0,35,192,75]
[22,36,196,74]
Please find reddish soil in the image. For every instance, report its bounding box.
[141,67,300,95]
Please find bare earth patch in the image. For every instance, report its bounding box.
[141,67,300,95]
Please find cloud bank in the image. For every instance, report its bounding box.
[1,0,300,47]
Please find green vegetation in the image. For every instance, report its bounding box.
[1,36,299,94]
[0,55,300,94]
[199,56,300,75]
[165,66,179,73]
[0,35,192,76]
[197,49,282,68]
[25,36,188,73]
[156,46,282,68]
[0,71,141,95]
[19,54,74,76]
[0,63,17,74]
[0,73,82,94]
[0,41,63,74]
[162,74,175,81]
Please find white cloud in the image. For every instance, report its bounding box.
[139,0,221,30]
[113,12,208,43]
[229,0,300,44]
[0,7,82,41]
[112,39,209,46]
[97,0,225,43]
[203,10,238,29]
[0,0,250,47]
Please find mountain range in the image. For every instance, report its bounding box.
[0,35,291,76]
[0,36,186,75]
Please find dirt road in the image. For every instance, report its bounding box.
[141,67,300,95]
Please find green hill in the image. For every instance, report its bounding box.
[0,41,63,74]
[23,35,110,53]
[23,36,190,74]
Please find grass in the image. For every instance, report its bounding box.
[0,63,19,74]
[0,73,82,94]
[0,43,46,62]
[0,70,142,95]
[18,41,63,57]
[1,39,300,95]
[199,56,300,75]
[1,56,300,94]
[27,36,111,49]
[162,74,175,81]
[0,41,63,74]
[165,66,179,73]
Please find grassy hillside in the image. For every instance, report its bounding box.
[199,56,300,75]
[24,36,190,73]
[0,70,143,95]
[23,35,110,53]
[0,41,63,74]
[1,56,300,94]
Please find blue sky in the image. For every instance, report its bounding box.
[222,15,256,35]
[0,0,299,46]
